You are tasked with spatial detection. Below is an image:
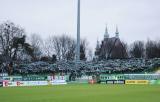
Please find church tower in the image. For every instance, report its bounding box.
[115,26,119,38]
[95,39,100,59]
[104,26,109,39]
[96,39,100,49]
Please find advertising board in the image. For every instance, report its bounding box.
[3,81,49,87]
[3,81,17,87]
[106,80,114,84]
[113,80,125,84]
[50,80,67,85]
[88,80,96,84]
[2,76,22,81]
[106,80,125,84]
[0,82,2,87]
[150,80,160,84]
[22,76,47,81]
[2,80,67,87]
[47,76,67,81]
[17,81,48,86]
[125,80,149,84]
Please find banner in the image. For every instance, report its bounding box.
[2,76,22,81]
[88,80,96,84]
[22,76,47,81]
[106,80,114,84]
[106,80,125,84]
[150,80,160,84]
[47,76,67,81]
[50,80,67,85]
[3,81,17,87]
[125,80,149,84]
[3,80,67,87]
[113,80,125,84]
[3,81,49,87]
[17,81,48,86]
[0,82,2,87]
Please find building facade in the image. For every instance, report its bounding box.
[95,26,128,60]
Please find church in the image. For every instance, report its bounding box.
[95,26,128,60]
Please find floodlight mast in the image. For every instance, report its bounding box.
[76,0,80,62]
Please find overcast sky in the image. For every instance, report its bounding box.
[0,0,160,50]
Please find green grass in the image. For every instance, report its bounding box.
[0,84,160,102]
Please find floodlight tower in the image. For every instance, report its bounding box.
[76,0,81,62]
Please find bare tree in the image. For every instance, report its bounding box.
[42,37,54,57]
[51,35,61,60]
[29,34,43,60]
[87,48,93,61]
[47,34,88,61]
[157,40,160,58]
[129,41,145,58]
[66,39,76,61]
[59,35,71,60]
[145,40,160,58]
[0,21,25,60]
[0,21,36,75]
[57,34,75,60]
[80,39,88,60]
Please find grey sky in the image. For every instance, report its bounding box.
[0,0,160,50]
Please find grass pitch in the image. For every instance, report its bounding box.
[0,84,160,102]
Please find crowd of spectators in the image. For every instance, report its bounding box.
[0,58,160,75]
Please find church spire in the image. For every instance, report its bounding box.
[115,26,119,38]
[96,38,100,49]
[104,25,109,39]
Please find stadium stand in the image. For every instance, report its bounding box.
[0,58,159,76]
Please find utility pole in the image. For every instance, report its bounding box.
[76,0,80,62]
